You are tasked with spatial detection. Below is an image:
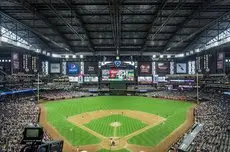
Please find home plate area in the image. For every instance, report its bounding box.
[67,110,166,151]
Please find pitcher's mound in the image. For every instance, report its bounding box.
[110,122,121,127]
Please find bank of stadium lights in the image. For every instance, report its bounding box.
[226,59,230,63]
[195,48,201,53]
[35,49,41,53]
[134,39,137,44]
[42,50,46,55]
[51,53,61,58]
[0,59,11,62]
[175,53,185,58]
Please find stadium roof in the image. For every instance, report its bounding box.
[1,0,230,57]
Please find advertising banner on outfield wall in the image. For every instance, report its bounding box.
[84,62,98,74]
[138,62,152,75]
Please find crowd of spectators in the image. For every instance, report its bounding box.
[1,88,230,152]
[187,92,230,152]
[0,95,43,152]
[169,90,230,152]
[144,89,197,98]
[40,90,97,100]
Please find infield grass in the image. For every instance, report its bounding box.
[84,114,147,137]
[43,96,193,146]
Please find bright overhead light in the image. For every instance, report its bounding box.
[195,49,200,53]
[176,53,184,58]
[150,41,155,45]
[73,55,76,58]
[80,55,83,59]
[160,55,163,58]
[65,55,69,58]
[167,54,171,58]
[134,39,137,44]
[152,55,156,58]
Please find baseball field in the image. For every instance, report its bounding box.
[39,96,195,152]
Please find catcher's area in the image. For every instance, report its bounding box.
[39,105,195,152]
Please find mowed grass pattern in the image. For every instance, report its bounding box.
[84,114,147,137]
[43,96,193,146]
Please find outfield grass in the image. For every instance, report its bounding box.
[43,96,193,146]
[85,114,147,137]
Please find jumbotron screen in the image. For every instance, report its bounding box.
[102,69,134,81]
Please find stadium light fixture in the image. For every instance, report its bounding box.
[160,55,163,58]
[195,49,200,53]
[80,55,84,59]
[35,49,41,53]
[73,55,76,58]
[134,39,137,44]
[52,53,60,58]
[152,55,156,58]
[175,53,185,58]
[167,54,171,58]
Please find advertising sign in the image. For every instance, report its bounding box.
[84,62,98,74]
[50,63,61,73]
[67,63,80,74]
[138,62,152,75]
